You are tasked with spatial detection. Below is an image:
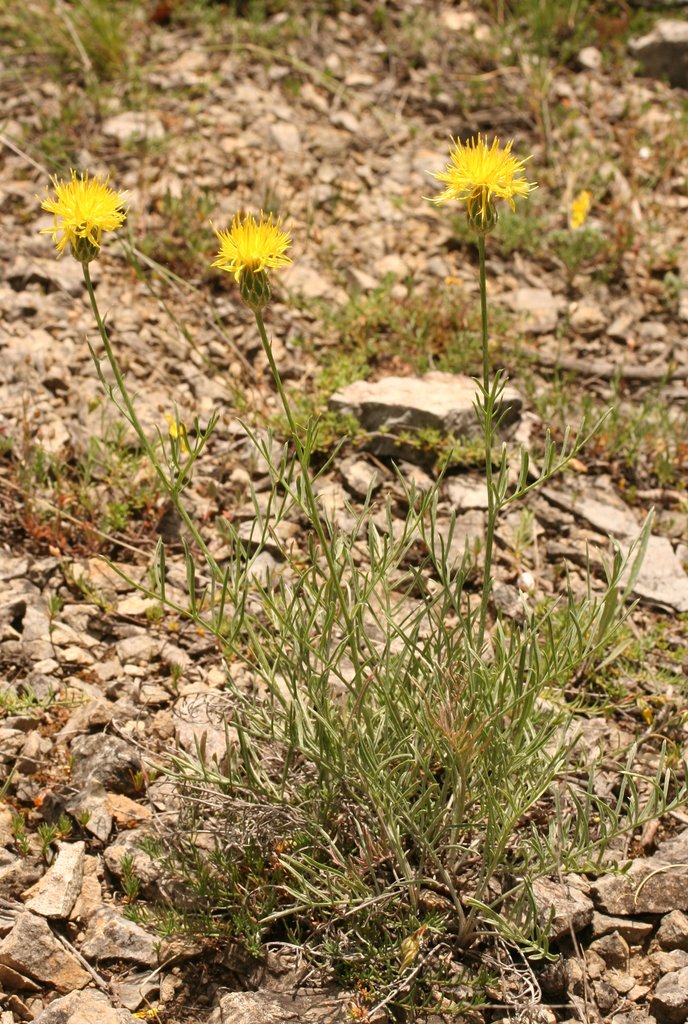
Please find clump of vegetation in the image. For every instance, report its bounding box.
[34,152,687,1019]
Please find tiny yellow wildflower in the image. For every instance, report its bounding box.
[569,189,593,230]
[165,414,190,455]
[39,170,127,262]
[430,134,537,233]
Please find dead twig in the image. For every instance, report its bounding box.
[526,350,688,382]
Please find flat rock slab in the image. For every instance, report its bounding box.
[0,911,90,992]
[69,734,142,796]
[546,484,688,612]
[209,988,349,1024]
[329,371,522,438]
[629,19,688,89]
[651,966,688,1024]
[23,841,85,918]
[80,907,158,965]
[498,286,565,334]
[591,861,688,916]
[32,988,137,1024]
[532,877,594,941]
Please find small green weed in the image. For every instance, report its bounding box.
[529,376,688,491]
[138,186,217,280]
[318,279,486,380]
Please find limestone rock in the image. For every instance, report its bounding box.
[591,861,688,916]
[69,734,142,796]
[102,111,165,142]
[268,122,301,154]
[209,992,299,1024]
[651,967,688,1024]
[532,877,594,941]
[79,907,158,965]
[657,910,688,952]
[0,911,90,992]
[23,841,85,918]
[591,912,654,944]
[32,988,137,1023]
[629,20,688,89]
[589,930,630,970]
[499,286,565,334]
[329,372,521,442]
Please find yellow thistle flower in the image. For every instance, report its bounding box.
[430,134,537,233]
[39,169,127,262]
[211,212,292,282]
[211,212,292,310]
[569,189,593,230]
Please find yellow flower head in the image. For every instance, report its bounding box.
[569,189,592,230]
[211,212,292,283]
[165,414,190,455]
[430,134,537,232]
[39,169,127,262]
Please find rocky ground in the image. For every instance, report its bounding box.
[1,1,688,1022]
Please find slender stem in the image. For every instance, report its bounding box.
[477,234,496,650]
[253,308,361,677]
[81,263,221,576]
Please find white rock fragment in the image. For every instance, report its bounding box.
[499,286,565,334]
[102,111,165,142]
[23,842,85,919]
[268,121,301,154]
[330,371,522,438]
[629,19,688,89]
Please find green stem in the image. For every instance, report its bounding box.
[253,308,361,677]
[477,234,496,650]
[82,263,221,576]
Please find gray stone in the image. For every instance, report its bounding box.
[79,907,157,965]
[0,911,90,992]
[445,476,489,510]
[532,877,594,941]
[591,911,654,944]
[110,968,159,1011]
[32,988,136,1023]
[329,372,521,441]
[657,910,688,952]
[624,534,688,613]
[65,782,113,842]
[23,841,85,918]
[651,967,688,1024]
[174,689,238,765]
[591,861,688,915]
[103,831,161,898]
[612,1011,658,1024]
[102,111,165,142]
[594,979,619,1014]
[209,992,299,1024]
[268,122,301,154]
[69,734,142,795]
[281,262,333,300]
[0,856,44,899]
[589,929,629,969]
[549,484,688,612]
[499,286,564,334]
[569,300,608,336]
[115,633,160,664]
[629,20,688,89]
[577,46,603,71]
[339,457,381,500]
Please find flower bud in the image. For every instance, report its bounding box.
[466,192,499,235]
[70,233,101,264]
[239,268,272,310]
